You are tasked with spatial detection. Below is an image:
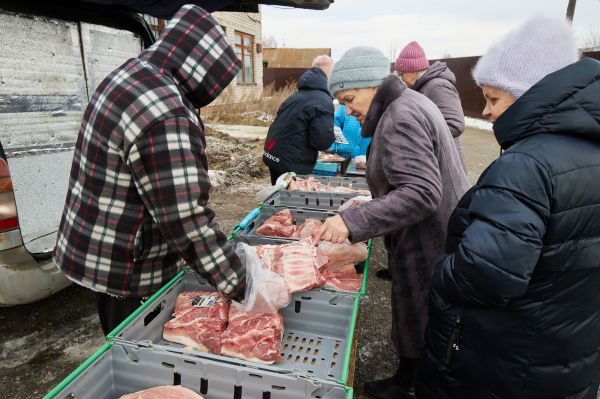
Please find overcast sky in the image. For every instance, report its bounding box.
[261,0,600,61]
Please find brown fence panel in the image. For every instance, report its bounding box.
[263,67,308,90]
[430,56,482,118]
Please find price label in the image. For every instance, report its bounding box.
[192,295,219,308]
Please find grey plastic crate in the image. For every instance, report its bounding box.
[44,341,351,399]
[237,206,338,239]
[262,190,356,212]
[296,175,369,190]
[112,272,358,385]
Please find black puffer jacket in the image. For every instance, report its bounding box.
[263,67,334,175]
[417,58,600,399]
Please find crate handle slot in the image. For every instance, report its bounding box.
[144,300,166,326]
[271,385,286,390]
[161,362,175,368]
[249,373,263,379]
[200,378,208,394]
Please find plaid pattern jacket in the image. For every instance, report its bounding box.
[53,5,245,299]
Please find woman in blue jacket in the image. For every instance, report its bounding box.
[329,104,371,158]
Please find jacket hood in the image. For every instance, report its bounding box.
[362,74,406,138]
[139,4,241,108]
[297,67,330,95]
[494,58,600,150]
[413,61,456,91]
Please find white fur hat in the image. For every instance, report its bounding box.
[473,16,579,98]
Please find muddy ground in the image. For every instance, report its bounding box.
[0,127,497,398]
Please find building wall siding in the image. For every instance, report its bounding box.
[213,10,263,103]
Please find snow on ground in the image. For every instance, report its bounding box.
[465,116,493,131]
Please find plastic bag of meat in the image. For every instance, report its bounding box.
[163,291,229,354]
[234,243,291,313]
[256,239,326,293]
[318,241,368,268]
[317,241,368,292]
[255,209,297,237]
[338,195,372,212]
[119,385,204,398]
[221,304,284,364]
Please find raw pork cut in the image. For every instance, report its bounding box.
[256,239,326,293]
[288,176,370,195]
[119,385,204,399]
[163,291,229,354]
[291,219,322,240]
[221,305,284,364]
[320,263,363,292]
[255,209,297,237]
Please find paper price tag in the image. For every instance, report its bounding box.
[334,126,349,145]
[192,295,219,308]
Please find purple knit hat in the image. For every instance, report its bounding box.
[395,41,429,72]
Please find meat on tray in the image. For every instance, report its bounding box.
[119,385,204,398]
[317,241,369,292]
[288,176,370,195]
[255,209,296,237]
[320,263,363,292]
[221,305,284,364]
[256,239,326,293]
[255,209,322,239]
[292,218,322,239]
[163,291,229,354]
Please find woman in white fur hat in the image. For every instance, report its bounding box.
[417,16,600,399]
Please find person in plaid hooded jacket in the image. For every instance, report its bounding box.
[53,5,246,334]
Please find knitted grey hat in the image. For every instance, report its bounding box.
[473,16,579,98]
[328,46,390,97]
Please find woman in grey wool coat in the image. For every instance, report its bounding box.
[315,46,470,399]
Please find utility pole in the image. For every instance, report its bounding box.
[566,0,577,22]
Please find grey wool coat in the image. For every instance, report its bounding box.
[414,62,467,172]
[341,75,470,358]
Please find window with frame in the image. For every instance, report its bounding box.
[234,31,254,84]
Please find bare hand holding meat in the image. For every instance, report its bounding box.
[314,214,350,244]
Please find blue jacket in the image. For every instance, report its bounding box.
[417,58,600,399]
[328,105,371,158]
[263,67,335,175]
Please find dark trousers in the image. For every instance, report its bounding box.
[269,167,281,185]
[95,292,144,336]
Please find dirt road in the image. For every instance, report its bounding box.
[0,127,497,398]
